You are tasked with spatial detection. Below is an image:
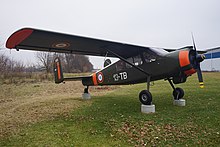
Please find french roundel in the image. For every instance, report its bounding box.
[97,72,104,83]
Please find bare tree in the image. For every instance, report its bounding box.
[0,53,25,80]
[35,52,93,74]
[63,54,93,73]
[0,54,9,75]
[35,52,53,74]
[13,61,25,73]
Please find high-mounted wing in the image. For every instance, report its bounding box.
[6,28,163,59]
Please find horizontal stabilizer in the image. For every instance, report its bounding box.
[63,76,92,81]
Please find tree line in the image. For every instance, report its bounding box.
[0,52,93,80]
[35,52,93,73]
[0,53,27,78]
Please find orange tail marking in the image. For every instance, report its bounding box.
[92,73,98,86]
[57,62,61,80]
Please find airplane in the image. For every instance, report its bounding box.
[6,28,220,105]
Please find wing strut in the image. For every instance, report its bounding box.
[147,76,151,91]
[107,49,150,76]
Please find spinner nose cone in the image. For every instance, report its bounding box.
[196,54,206,63]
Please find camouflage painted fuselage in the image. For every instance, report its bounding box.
[83,48,196,86]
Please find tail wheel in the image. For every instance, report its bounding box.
[173,87,184,100]
[139,90,152,105]
[84,86,89,93]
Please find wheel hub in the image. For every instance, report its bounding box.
[142,94,148,101]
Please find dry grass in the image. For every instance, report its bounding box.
[0,81,118,138]
[1,72,220,146]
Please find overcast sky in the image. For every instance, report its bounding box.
[0,0,220,70]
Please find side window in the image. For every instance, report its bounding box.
[133,55,143,66]
[116,60,125,71]
[126,57,134,68]
[143,52,156,63]
[126,55,143,68]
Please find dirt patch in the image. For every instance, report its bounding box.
[0,81,119,138]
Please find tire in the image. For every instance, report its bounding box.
[139,90,152,105]
[173,87,184,100]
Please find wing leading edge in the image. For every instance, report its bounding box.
[6,28,163,59]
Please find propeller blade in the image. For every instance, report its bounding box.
[191,33,197,51]
[197,65,204,88]
[191,33,204,88]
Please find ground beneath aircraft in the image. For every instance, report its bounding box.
[0,80,118,138]
[0,73,220,146]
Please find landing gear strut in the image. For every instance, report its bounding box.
[139,76,152,105]
[82,86,91,99]
[84,86,89,94]
[168,79,184,100]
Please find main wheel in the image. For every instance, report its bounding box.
[173,87,184,100]
[139,90,152,105]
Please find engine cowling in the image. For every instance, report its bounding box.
[172,49,205,84]
[178,50,197,76]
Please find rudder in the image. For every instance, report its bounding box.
[54,57,64,84]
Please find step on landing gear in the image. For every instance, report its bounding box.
[139,76,155,113]
[168,79,186,106]
[82,86,91,100]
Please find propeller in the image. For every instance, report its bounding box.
[191,33,205,88]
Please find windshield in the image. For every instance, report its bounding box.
[150,47,169,56]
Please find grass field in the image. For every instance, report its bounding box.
[0,72,220,146]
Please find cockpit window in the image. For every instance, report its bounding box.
[126,57,133,68]
[150,47,168,55]
[143,52,157,63]
[117,50,160,70]
[126,55,143,68]
[133,55,143,66]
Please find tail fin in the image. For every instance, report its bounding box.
[54,57,64,84]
